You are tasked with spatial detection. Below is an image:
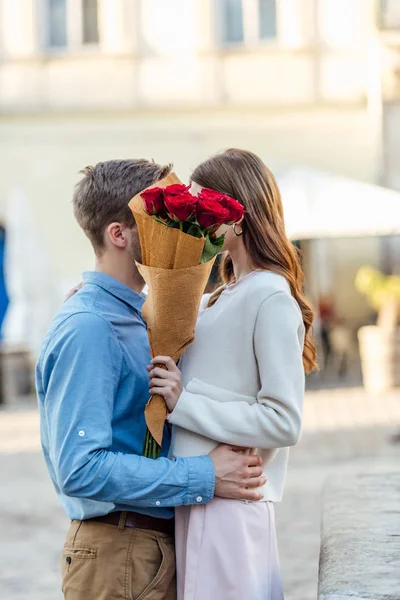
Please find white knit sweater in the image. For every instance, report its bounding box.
[169,270,306,502]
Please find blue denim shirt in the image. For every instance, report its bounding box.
[36,272,215,520]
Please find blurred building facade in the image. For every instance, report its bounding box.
[379,0,400,190]
[0,0,392,335]
[0,0,378,111]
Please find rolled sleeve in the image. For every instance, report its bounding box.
[39,312,215,508]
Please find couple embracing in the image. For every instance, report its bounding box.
[36,149,316,600]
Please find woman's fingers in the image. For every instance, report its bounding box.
[149,378,169,388]
[148,357,183,412]
[150,387,168,398]
[64,282,83,302]
[151,356,179,372]
[149,367,176,380]
[150,367,170,378]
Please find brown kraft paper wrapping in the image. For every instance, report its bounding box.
[129,174,217,447]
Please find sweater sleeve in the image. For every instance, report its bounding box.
[168,292,305,449]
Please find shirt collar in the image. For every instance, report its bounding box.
[83,271,145,312]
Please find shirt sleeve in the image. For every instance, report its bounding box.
[168,292,305,449]
[38,312,215,507]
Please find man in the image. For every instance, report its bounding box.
[36,159,265,600]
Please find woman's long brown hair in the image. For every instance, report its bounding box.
[191,148,317,374]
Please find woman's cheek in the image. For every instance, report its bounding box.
[216,224,230,238]
[219,225,234,252]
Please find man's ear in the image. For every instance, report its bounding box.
[105,222,129,249]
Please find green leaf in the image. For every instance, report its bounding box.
[186,223,204,238]
[211,232,226,246]
[167,220,180,229]
[200,233,225,264]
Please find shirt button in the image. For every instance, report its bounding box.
[196,496,203,503]
[78,430,85,437]
[155,501,161,506]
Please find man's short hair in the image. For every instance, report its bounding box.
[73,159,172,253]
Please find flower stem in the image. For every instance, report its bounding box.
[143,428,161,459]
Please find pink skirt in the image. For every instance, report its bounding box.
[175,498,284,600]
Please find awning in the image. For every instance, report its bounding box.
[277,167,400,240]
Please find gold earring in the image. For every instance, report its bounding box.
[233,223,243,237]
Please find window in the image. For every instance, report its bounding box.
[47,0,67,48]
[46,0,100,51]
[82,0,99,45]
[258,0,277,40]
[380,0,400,29]
[221,0,244,44]
[219,0,277,46]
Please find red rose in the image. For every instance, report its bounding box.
[197,188,222,202]
[163,184,191,197]
[218,195,244,223]
[199,188,245,223]
[196,195,230,230]
[164,191,197,222]
[141,187,166,217]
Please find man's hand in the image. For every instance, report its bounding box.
[148,356,183,412]
[210,445,266,502]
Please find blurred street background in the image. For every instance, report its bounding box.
[0,1,400,599]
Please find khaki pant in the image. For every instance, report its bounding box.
[61,518,176,600]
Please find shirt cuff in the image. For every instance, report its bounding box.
[183,455,215,506]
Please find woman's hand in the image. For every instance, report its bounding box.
[64,282,83,302]
[148,356,183,412]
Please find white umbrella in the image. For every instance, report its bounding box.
[277,167,400,240]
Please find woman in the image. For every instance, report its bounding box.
[149,148,317,600]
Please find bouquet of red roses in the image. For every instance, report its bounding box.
[129,173,244,458]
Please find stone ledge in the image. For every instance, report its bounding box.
[318,472,400,600]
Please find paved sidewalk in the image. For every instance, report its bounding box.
[277,388,400,600]
[0,389,399,600]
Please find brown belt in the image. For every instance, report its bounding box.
[86,511,175,537]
